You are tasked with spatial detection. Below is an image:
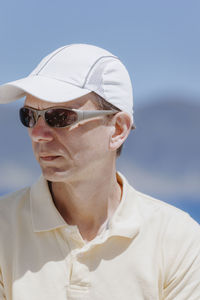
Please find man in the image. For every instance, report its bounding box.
[0,44,199,300]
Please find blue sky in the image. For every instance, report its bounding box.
[0,0,200,106]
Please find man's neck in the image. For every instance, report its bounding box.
[49,168,122,241]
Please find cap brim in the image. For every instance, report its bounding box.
[0,75,91,104]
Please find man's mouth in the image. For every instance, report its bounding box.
[39,155,61,161]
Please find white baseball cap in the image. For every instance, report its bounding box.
[0,44,134,123]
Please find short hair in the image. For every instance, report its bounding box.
[94,93,123,157]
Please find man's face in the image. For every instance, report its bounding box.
[25,93,113,182]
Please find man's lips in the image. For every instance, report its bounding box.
[39,155,61,161]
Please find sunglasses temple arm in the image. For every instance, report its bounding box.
[81,110,117,121]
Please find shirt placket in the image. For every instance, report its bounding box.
[55,226,92,299]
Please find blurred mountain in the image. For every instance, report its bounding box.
[131,98,200,173]
[0,96,200,212]
[118,95,200,201]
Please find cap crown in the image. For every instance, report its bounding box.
[30,44,133,118]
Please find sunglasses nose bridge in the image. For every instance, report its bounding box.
[34,110,45,123]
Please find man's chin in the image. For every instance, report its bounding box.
[40,167,73,183]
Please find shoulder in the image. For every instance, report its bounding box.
[128,186,200,264]
[141,189,198,225]
[0,187,30,210]
[126,181,200,238]
[0,187,31,232]
[133,191,200,261]
[135,188,191,218]
[120,172,200,232]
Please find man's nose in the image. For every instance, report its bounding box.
[28,116,54,143]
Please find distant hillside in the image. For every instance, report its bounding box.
[122,97,200,173]
[118,96,200,199]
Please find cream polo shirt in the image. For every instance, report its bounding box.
[0,173,200,300]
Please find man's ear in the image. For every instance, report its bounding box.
[109,112,132,152]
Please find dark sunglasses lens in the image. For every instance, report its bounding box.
[19,108,36,128]
[45,108,78,127]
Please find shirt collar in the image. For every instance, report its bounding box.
[108,172,141,239]
[30,173,141,239]
[30,175,66,232]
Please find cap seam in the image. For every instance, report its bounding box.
[82,55,119,88]
[35,45,72,75]
[30,74,91,90]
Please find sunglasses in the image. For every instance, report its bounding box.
[19,106,118,128]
